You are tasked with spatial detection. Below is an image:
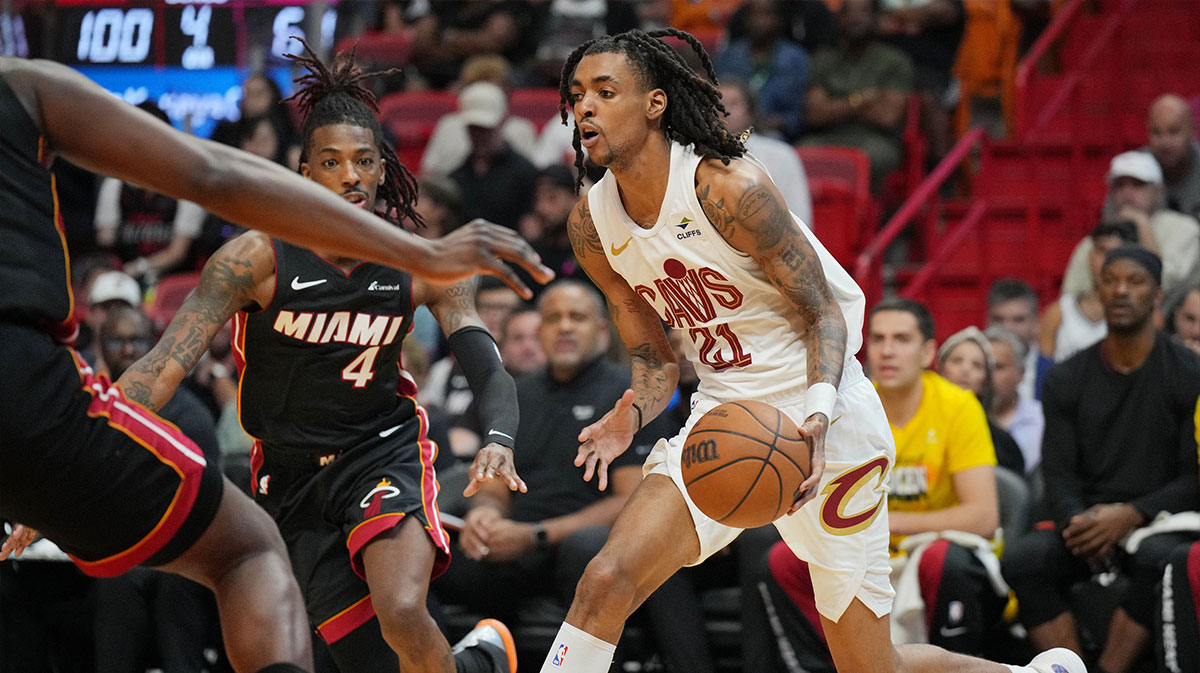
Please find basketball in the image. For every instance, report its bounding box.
[681,400,811,529]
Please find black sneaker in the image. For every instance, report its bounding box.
[451,618,517,673]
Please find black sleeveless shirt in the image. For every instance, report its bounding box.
[0,75,75,339]
[234,239,417,456]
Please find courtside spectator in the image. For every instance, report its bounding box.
[986,277,1053,400]
[1061,151,1200,300]
[421,55,538,177]
[1041,221,1138,362]
[82,270,142,370]
[1002,247,1200,673]
[1145,94,1200,220]
[937,326,1025,475]
[985,326,1043,475]
[448,82,539,230]
[802,0,914,192]
[717,79,814,225]
[714,0,811,140]
[1167,284,1200,355]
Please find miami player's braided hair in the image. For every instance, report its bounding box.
[557,28,745,192]
[284,37,422,227]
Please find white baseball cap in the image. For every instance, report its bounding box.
[89,270,142,307]
[1106,150,1163,185]
[458,82,507,130]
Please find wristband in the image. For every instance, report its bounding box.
[805,382,837,422]
[631,402,643,433]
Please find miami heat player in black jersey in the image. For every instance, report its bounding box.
[117,43,525,673]
[0,54,547,673]
[236,238,421,456]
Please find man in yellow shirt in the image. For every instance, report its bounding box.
[866,298,1005,654]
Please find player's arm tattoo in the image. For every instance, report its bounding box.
[120,250,261,410]
[696,183,737,239]
[428,279,484,335]
[730,179,848,389]
[609,295,677,424]
[567,198,603,261]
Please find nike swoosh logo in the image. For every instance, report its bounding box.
[830,415,842,426]
[488,430,514,441]
[610,237,632,256]
[379,424,403,438]
[291,276,327,290]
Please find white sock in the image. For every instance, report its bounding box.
[538,622,616,673]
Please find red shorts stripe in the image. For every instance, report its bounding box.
[917,539,952,631]
[316,594,376,645]
[414,401,451,578]
[69,354,206,576]
[347,513,407,579]
[1187,542,1200,633]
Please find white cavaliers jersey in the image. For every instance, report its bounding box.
[588,141,866,401]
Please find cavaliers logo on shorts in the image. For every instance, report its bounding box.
[819,456,890,536]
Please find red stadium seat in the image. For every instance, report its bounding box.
[147,271,202,332]
[377,91,458,172]
[334,32,413,69]
[508,88,563,130]
[796,146,875,267]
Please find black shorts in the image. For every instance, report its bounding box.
[0,323,224,576]
[250,406,451,645]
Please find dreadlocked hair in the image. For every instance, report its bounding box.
[557,28,745,193]
[283,37,423,227]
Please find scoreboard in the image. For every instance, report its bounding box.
[54,0,338,69]
[44,1,342,138]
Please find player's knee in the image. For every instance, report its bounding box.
[576,553,637,612]
[374,593,433,645]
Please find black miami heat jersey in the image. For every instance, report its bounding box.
[0,75,74,335]
[233,239,417,456]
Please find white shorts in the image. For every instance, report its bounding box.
[643,359,897,622]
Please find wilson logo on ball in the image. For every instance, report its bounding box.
[682,439,720,469]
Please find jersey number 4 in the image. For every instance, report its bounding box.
[342,346,379,388]
[689,324,752,371]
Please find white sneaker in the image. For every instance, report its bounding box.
[452,618,518,673]
[1019,648,1088,673]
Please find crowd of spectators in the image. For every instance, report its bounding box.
[5,2,1200,673]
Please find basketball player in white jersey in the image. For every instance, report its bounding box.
[537,28,1086,673]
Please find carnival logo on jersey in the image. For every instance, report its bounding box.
[258,474,270,495]
[676,216,701,240]
[272,310,406,346]
[819,456,889,535]
[367,280,402,292]
[552,644,568,667]
[360,478,401,518]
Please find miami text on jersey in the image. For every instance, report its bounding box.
[273,310,407,346]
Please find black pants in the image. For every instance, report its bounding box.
[0,560,95,673]
[1003,528,1193,629]
[93,567,218,673]
[1157,541,1200,673]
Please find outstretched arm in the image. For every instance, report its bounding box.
[118,232,275,411]
[1,57,551,298]
[418,278,525,496]
[567,197,679,490]
[697,160,848,508]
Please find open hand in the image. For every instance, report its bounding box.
[575,389,638,491]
